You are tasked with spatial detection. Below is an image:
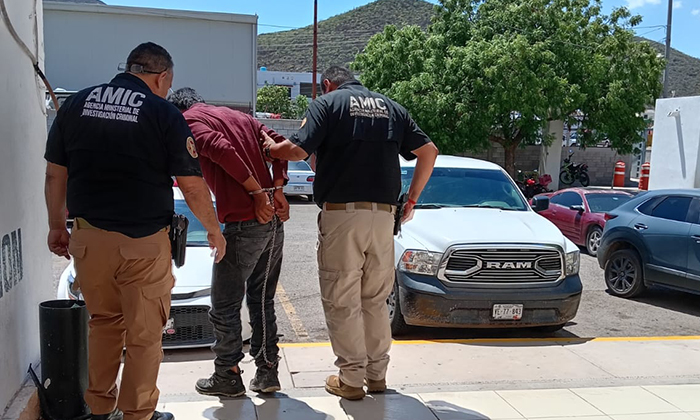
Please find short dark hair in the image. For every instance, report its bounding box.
[168,87,205,111]
[321,66,356,88]
[126,42,174,73]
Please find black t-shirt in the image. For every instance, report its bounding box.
[291,81,431,206]
[45,73,202,238]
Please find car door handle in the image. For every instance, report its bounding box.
[634,223,648,230]
[693,235,700,243]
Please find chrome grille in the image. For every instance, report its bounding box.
[440,248,563,284]
[162,305,214,348]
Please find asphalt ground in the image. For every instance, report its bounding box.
[51,198,700,345]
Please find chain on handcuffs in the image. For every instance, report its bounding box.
[244,187,281,367]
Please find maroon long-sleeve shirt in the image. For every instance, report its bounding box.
[184,103,288,223]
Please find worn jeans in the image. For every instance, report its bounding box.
[210,220,283,372]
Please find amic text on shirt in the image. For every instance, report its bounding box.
[349,95,390,119]
[80,86,145,123]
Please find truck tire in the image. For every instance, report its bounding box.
[388,280,410,336]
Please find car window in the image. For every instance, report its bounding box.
[585,194,633,213]
[637,196,664,215]
[174,200,224,246]
[554,192,583,208]
[549,193,564,205]
[288,161,313,171]
[649,196,692,223]
[400,167,528,211]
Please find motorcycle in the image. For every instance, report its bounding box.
[516,171,552,199]
[559,150,590,187]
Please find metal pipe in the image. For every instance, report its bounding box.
[312,0,318,99]
[662,0,673,98]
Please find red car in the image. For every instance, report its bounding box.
[533,188,634,256]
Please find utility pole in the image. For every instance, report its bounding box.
[662,0,673,98]
[311,0,318,99]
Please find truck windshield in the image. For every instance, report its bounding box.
[401,167,529,211]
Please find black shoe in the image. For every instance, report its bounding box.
[150,411,174,420]
[249,365,281,394]
[92,408,123,420]
[195,370,246,398]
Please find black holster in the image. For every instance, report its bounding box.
[170,214,189,268]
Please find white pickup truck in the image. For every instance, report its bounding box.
[389,156,582,334]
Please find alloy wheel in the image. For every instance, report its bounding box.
[607,256,637,294]
[588,230,602,254]
[387,286,397,321]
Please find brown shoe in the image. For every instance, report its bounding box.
[365,378,387,393]
[325,375,365,400]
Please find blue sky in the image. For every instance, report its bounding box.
[106,0,698,59]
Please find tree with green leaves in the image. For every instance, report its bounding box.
[353,0,664,175]
[257,84,310,119]
[292,95,310,119]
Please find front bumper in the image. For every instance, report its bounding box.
[397,271,582,328]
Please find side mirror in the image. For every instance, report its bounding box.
[570,204,585,213]
[532,196,550,212]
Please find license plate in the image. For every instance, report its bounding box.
[294,186,305,191]
[492,304,524,320]
[163,318,175,335]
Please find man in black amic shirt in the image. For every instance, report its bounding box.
[44,42,225,420]
[262,66,438,400]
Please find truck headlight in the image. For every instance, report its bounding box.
[565,250,580,276]
[399,250,443,276]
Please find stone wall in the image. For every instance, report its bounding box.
[257,118,639,188]
[259,118,302,140]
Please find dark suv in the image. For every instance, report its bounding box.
[597,189,700,298]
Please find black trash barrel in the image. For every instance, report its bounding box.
[39,300,90,420]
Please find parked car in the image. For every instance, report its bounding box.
[534,188,634,256]
[57,188,252,349]
[389,156,582,335]
[284,160,315,201]
[598,189,700,298]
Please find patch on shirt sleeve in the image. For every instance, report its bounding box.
[186,136,198,158]
[300,118,307,129]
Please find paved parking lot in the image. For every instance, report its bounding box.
[52,199,700,344]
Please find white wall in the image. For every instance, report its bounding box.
[649,96,700,190]
[43,2,257,110]
[0,0,53,411]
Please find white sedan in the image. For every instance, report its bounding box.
[283,160,315,201]
[57,188,252,349]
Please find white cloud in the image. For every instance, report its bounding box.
[692,8,700,15]
[626,0,662,9]
[673,1,682,9]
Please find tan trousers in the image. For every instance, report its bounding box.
[317,203,396,388]
[69,220,173,420]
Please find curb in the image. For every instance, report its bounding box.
[2,384,40,420]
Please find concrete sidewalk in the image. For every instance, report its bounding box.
[154,336,700,419]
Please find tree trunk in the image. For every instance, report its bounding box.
[504,144,518,177]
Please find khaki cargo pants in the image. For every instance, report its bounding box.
[317,203,396,388]
[69,219,173,420]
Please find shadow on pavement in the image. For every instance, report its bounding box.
[423,399,500,420]
[287,196,316,206]
[394,322,590,346]
[628,286,700,318]
[341,393,460,420]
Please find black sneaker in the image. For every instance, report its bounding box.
[92,408,123,420]
[150,412,174,420]
[195,370,246,398]
[249,365,281,394]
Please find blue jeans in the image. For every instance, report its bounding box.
[210,220,283,372]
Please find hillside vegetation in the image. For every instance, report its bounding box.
[258,0,699,98]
